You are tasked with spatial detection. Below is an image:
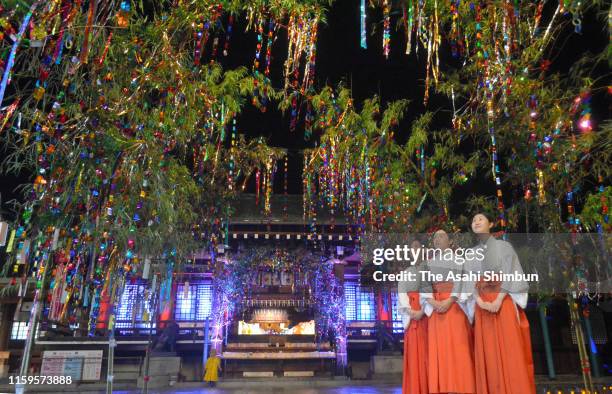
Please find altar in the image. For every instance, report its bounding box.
[211,245,345,377]
[222,335,336,378]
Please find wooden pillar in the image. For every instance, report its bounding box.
[333,262,347,375]
[0,304,14,351]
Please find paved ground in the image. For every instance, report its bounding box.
[2,376,610,393]
[2,383,403,393]
[110,387,402,394]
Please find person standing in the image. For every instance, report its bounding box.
[398,239,430,394]
[203,348,222,387]
[470,213,535,394]
[423,229,476,394]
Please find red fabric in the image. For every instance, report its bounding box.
[474,282,536,394]
[428,282,476,394]
[96,293,110,329]
[402,292,428,394]
[378,292,391,321]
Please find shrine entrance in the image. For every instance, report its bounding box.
[207,245,346,378]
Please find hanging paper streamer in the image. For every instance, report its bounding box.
[228,118,236,190]
[283,156,288,218]
[223,15,234,56]
[284,14,318,94]
[598,175,609,225]
[252,17,275,111]
[253,20,264,72]
[423,0,440,105]
[360,0,367,49]
[487,99,506,229]
[0,100,20,133]
[404,1,414,54]
[80,0,99,64]
[194,19,210,66]
[5,229,16,253]
[264,18,275,79]
[210,20,222,62]
[142,257,151,279]
[289,91,299,131]
[419,145,425,176]
[97,31,114,67]
[255,168,261,205]
[0,2,40,106]
[51,1,75,65]
[382,0,391,58]
[0,222,8,246]
[566,188,577,232]
[536,169,546,205]
[304,99,314,140]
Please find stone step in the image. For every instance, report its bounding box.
[283,371,314,377]
[243,371,274,377]
[371,354,402,375]
[113,371,139,382]
[136,374,178,389]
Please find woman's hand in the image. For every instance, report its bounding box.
[488,293,506,313]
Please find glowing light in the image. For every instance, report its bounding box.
[578,115,592,132]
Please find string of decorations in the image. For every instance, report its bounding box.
[0,1,606,354]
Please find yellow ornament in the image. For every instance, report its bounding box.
[31,24,47,40]
[116,11,129,28]
[33,86,45,101]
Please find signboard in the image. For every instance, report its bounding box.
[41,350,103,381]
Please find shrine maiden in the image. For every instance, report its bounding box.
[470,213,535,394]
[422,230,476,394]
[397,239,430,394]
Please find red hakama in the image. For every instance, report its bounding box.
[402,292,428,394]
[428,282,476,394]
[474,282,536,394]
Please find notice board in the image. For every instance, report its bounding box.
[40,350,103,381]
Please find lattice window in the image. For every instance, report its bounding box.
[344,282,357,321]
[390,292,404,333]
[344,282,376,321]
[10,321,28,340]
[116,282,152,329]
[175,282,213,321]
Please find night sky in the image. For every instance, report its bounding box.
[0,0,608,219]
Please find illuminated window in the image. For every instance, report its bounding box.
[116,282,153,329]
[344,283,357,321]
[344,282,376,321]
[390,292,403,333]
[175,282,213,321]
[11,321,28,340]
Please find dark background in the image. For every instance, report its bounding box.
[0,0,609,219]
